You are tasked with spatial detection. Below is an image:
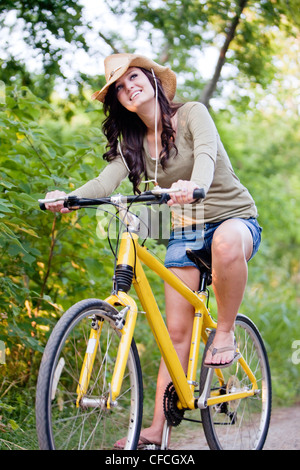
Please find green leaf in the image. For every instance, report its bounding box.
[0,203,13,213]
[8,419,20,431]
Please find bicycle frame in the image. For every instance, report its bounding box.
[76,230,259,412]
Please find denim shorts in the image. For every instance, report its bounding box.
[164,218,262,270]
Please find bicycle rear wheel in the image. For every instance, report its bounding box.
[200,314,272,450]
[36,299,143,450]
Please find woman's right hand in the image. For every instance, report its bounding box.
[44,190,71,213]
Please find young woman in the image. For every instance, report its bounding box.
[45,53,262,449]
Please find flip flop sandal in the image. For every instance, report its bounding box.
[204,339,241,369]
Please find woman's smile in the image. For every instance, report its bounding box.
[130,90,142,101]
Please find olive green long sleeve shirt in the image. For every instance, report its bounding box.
[70,102,257,226]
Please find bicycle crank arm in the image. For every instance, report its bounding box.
[197,368,214,409]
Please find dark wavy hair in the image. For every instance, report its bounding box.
[102,67,182,193]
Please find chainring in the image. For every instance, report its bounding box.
[163,382,185,426]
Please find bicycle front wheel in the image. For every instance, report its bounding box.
[200,314,272,450]
[36,299,143,450]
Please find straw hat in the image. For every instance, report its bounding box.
[91,53,177,103]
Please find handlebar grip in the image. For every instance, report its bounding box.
[193,188,205,200]
[160,188,205,204]
[38,196,72,211]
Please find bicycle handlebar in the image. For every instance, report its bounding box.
[38,188,205,211]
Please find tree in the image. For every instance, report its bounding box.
[123,0,300,106]
[200,0,248,107]
[0,0,89,97]
[1,1,300,107]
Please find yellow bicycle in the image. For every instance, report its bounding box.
[36,189,272,450]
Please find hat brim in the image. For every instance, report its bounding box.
[91,54,177,103]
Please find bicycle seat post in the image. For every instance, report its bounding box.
[199,272,208,292]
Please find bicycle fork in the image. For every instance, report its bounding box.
[75,291,138,409]
[76,318,104,408]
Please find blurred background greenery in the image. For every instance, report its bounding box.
[0,0,299,449]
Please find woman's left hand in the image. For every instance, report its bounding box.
[167,180,200,206]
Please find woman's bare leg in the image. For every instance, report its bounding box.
[204,219,253,366]
[133,266,200,445]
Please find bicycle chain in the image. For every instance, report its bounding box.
[163,382,185,426]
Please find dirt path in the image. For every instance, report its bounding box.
[169,406,300,450]
[263,406,300,450]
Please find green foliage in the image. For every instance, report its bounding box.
[2,0,300,104]
[129,0,300,101]
[0,85,111,374]
[213,108,300,404]
[0,0,88,97]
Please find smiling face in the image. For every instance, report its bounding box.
[115,67,155,112]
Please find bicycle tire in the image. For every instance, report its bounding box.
[199,314,272,450]
[36,298,143,450]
